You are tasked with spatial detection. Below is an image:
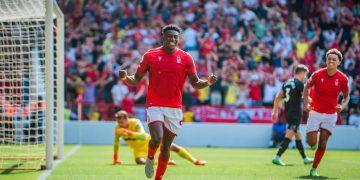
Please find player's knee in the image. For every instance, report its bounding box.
[318,141,327,150]
[135,158,146,165]
[306,138,316,147]
[161,144,171,152]
[150,136,162,146]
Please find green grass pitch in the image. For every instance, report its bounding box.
[1,145,359,180]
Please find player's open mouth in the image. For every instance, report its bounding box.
[169,42,176,46]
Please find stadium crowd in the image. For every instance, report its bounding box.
[59,0,360,124]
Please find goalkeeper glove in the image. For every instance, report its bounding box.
[113,154,122,165]
[116,128,146,140]
[115,128,133,136]
[120,128,133,136]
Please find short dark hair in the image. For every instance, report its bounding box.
[162,24,182,35]
[115,110,128,119]
[294,64,309,74]
[326,48,343,62]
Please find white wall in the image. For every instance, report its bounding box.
[64,121,360,150]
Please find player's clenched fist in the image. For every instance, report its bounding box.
[336,104,343,114]
[119,70,127,80]
[207,74,217,86]
[303,103,311,112]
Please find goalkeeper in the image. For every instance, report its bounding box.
[113,110,206,166]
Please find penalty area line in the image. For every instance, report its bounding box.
[38,145,81,180]
[341,160,360,166]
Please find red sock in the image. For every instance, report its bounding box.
[155,154,169,180]
[147,145,158,160]
[312,147,326,169]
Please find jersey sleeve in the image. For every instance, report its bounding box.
[185,53,196,75]
[307,72,318,87]
[114,125,121,154]
[136,52,150,73]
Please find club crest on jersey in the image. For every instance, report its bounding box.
[158,56,162,61]
[176,56,181,64]
[335,79,339,86]
[321,78,324,82]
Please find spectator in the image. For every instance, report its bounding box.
[263,77,278,107]
[349,108,360,127]
[183,106,196,123]
[111,79,129,108]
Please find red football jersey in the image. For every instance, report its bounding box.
[308,68,349,114]
[136,47,196,108]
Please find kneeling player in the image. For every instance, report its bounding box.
[271,64,313,166]
[113,111,206,166]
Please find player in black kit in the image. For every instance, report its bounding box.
[271,64,313,166]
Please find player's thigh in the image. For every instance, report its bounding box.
[306,111,322,134]
[162,107,183,135]
[147,107,165,141]
[319,113,337,135]
[306,131,318,145]
[146,107,165,124]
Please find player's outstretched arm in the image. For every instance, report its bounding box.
[188,73,217,89]
[337,92,350,113]
[272,91,284,122]
[119,70,146,87]
[116,128,147,140]
[113,132,122,165]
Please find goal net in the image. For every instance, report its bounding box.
[0,0,64,170]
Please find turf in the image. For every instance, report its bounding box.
[1,145,359,180]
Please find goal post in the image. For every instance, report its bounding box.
[53,0,64,162]
[0,0,64,170]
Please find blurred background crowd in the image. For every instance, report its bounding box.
[59,0,360,125]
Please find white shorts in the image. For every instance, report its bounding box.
[146,106,183,135]
[306,110,337,135]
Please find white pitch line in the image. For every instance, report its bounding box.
[342,160,360,166]
[38,145,81,180]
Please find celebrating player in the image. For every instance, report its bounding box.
[303,49,350,177]
[119,24,217,180]
[113,111,206,166]
[271,64,313,166]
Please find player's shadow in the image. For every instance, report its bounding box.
[0,164,40,175]
[272,163,295,167]
[1,170,39,175]
[108,163,141,167]
[296,175,339,179]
